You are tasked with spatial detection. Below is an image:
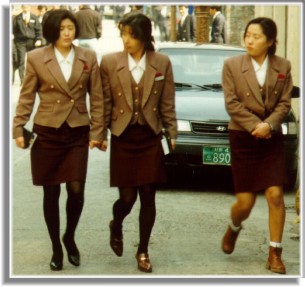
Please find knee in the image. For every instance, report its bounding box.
[266,187,285,208]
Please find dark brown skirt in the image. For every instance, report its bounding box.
[229,130,287,193]
[31,122,89,186]
[110,124,166,187]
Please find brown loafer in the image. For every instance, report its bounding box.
[222,225,241,254]
[136,253,152,273]
[109,220,123,257]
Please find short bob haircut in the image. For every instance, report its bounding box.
[43,9,79,44]
[119,12,155,52]
[244,17,278,55]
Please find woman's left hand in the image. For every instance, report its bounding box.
[251,122,272,139]
[89,140,102,149]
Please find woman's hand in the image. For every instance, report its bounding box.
[89,140,102,149]
[100,140,108,151]
[251,122,272,139]
[15,137,25,149]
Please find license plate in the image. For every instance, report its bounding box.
[203,145,231,165]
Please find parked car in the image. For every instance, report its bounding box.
[157,42,299,190]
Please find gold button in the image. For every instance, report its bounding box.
[135,99,139,103]
[135,86,139,91]
[153,107,157,112]
[246,92,250,96]
[154,90,157,95]
[70,99,74,103]
[120,109,124,114]
[260,88,263,92]
[118,92,122,97]
[134,112,138,116]
[57,100,60,104]
[274,91,278,95]
[79,85,83,89]
[50,85,54,89]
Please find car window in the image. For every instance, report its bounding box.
[159,48,245,85]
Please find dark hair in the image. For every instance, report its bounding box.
[43,9,79,44]
[119,12,155,51]
[244,17,277,55]
[210,6,222,11]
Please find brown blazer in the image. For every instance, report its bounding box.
[222,54,292,133]
[100,50,177,139]
[13,44,104,141]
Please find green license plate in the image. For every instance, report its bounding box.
[203,145,231,165]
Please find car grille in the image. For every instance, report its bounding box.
[191,121,229,135]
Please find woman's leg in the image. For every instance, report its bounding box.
[109,187,138,256]
[265,185,286,274]
[222,192,257,254]
[43,184,63,270]
[63,180,85,266]
[138,184,156,254]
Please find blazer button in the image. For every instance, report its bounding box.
[120,109,124,114]
[246,92,250,97]
[274,91,278,95]
[135,99,139,103]
[134,112,138,116]
[57,100,60,104]
[153,107,157,112]
[135,86,139,91]
[154,90,157,95]
[50,85,54,89]
[118,92,122,97]
[79,85,83,89]
[70,99,75,103]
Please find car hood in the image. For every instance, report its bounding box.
[175,88,230,122]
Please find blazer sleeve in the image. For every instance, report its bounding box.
[100,55,112,140]
[264,60,292,132]
[87,54,105,142]
[12,54,38,138]
[159,56,177,139]
[222,58,262,132]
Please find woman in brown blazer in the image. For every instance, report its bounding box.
[100,12,177,273]
[221,17,292,274]
[13,10,104,271]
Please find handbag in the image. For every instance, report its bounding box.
[23,127,36,149]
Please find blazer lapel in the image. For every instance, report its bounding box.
[44,45,71,96]
[241,54,264,107]
[142,51,157,107]
[68,45,86,90]
[117,52,133,110]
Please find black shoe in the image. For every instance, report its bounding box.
[50,251,63,271]
[109,220,123,257]
[63,235,80,266]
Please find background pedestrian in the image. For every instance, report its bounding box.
[177,5,196,42]
[209,5,227,44]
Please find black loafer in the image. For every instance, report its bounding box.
[109,220,123,257]
[50,252,63,271]
[63,235,80,266]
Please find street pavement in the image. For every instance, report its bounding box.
[9,19,301,283]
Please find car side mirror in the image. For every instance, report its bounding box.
[291,86,300,98]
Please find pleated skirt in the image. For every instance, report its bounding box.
[229,130,287,193]
[110,123,166,187]
[31,122,89,186]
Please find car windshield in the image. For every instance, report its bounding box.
[159,48,245,86]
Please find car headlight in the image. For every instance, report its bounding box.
[177,120,192,132]
[282,122,297,135]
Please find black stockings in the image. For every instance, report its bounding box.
[112,184,156,254]
[43,181,85,254]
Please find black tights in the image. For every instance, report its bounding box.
[112,184,156,254]
[43,181,85,254]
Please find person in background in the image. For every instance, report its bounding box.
[100,12,177,273]
[13,4,42,86]
[12,9,104,271]
[177,5,196,42]
[221,17,292,274]
[75,4,102,64]
[209,5,227,44]
[36,5,48,46]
